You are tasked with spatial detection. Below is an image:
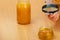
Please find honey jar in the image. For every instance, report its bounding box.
[38,27,54,40]
[53,0,60,5]
[17,0,31,25]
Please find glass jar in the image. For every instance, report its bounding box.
[53,0,60,5]
[38,26,54,40]
[17,0,31,25]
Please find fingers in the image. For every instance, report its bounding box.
[47,13,59,22]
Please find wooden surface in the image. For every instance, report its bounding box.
[0,0,60,40]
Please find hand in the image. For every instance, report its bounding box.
[48,13,60,22]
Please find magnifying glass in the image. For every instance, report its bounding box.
[42,4,59,14]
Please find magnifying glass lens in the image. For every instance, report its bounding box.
[42,4,59,14]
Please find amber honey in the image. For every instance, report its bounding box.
[38,28,54,40]
[17,3,31,25]
[53,0,60,5]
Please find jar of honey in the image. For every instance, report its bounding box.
[17,0,31,25]
[38,26,54,40]
[53,0,60,5]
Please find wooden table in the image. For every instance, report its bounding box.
[0,0,60,40]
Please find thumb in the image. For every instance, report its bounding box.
[48,13,59,22]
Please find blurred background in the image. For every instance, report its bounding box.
[0,0,60,40]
